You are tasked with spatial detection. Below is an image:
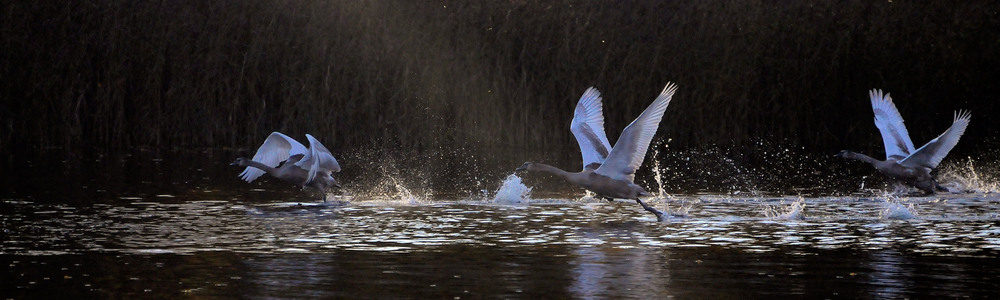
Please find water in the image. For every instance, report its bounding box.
[2,150,1000,298]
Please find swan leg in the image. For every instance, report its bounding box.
[634,198,665,222]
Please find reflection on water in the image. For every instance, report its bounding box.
[2,150,1000,298]
[3,194,1000,298]
[6,195,998,255]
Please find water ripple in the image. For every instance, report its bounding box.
[2,194,999,257]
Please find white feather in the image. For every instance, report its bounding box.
[570,87,613,170]
[295,134,342,184]
[239,132,308,183]
[595,83,677,182]
[899,110,971,169]
[870,89,916,160]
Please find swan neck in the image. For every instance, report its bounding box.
[531,163,572,179]
[844,151,879,165]
[246,160,277,175]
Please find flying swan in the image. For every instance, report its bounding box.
[232,132,342,201]
[517,83,678,221]
[836,89,970,194]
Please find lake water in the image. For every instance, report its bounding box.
[2,150,999,298]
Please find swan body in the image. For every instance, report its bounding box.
[837,89,970,194]
[232,132,342,201]
[517,83,678,220]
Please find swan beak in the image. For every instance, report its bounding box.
[515,166,527,171]
[834,151,847,158]
[229,161,239,166]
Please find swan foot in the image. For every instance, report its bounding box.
[635,198,665,222]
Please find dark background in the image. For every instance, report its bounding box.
[2,1,998,194]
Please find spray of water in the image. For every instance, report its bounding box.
[762,197,805,220]
[938,157,998,193]
[879,197,917,220]
[493,174,532,204]
[650,142,693,218]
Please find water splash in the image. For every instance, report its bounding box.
[762,197,805,220]
[389,176,421,204]
[651,143,669,198]
[352,175,425,205]
[938,157,998,193]
[879,199,917,220]
[649,142,693,219]
[493,174,532,204]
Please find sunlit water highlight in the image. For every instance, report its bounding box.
[3,194,997,255]
[3,150,1000,298]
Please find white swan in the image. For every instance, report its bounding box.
[232,132,342,201]
[837,89,970,194]
[517,83,678,221]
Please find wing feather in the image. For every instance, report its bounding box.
[899,110,970,169]
[595,83,677,182]
[870,89,916,160]
[295,134,342,184]
[239,132,308,183]
[570,87,613,171]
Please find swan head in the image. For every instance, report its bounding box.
[231,157,250,166]
[515,162,534,172]
[834,150,851,158]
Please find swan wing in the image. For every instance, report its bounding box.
[570,87,613,170]
[595,83,677,182]
[899,110,970,170]
[295,134,342,184]
[240,132,308,182]
[870,89,916,160]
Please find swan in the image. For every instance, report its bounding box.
[517,83,678,221]
[836,89,970,194]
[232,132,342,201]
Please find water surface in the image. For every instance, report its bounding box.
[2,151,999,298]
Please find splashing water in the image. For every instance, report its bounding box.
[355,175,424,205]
[493,174,532,204]
[880,200,917,220]
[390,177,421,204]
[762,197,805,220]
[648,143,692,219]
[938,157,998,193]
[651,144,669,198]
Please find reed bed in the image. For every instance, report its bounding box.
[2,0,998,159]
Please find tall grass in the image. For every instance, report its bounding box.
[2,0,998,159]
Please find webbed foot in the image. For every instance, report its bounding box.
[635,198,665,222]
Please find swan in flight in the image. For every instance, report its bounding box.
[836,89,970,194]
[232,132,342,201]
[517,83,678,221]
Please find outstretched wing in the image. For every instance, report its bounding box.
[570,87,613,170]
[295,134,342,184]
[240,132,308,182]
[870,89,916,160]
[595,83,677,182]
[899,110,971,170]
